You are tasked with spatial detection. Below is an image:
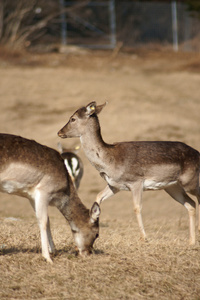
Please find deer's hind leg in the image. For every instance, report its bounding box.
[190,187,200,233]
[29,198,55,255]
[189,187,200,233]
[34,191,53,263]
[46,217,56,254]
[165,184,196,245]
[197,193,200,232]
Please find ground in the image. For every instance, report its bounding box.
[0,48,200,299]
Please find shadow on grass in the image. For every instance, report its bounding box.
[54,247,106,259]
[0,245,105,258]
[0,246,41,255]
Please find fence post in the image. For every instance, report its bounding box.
[171,1,178,51]
[60,0,67,45]
[0,1,3,40]
[109,0,116,48]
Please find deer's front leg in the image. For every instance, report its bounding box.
[131,182,146,241]
[165,184,196,245]
[96,185,119,205]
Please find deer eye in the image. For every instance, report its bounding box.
[71,118,76,122]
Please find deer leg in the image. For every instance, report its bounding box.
[194,186,200,232]
[198,198,200,232]
[165,184,196,245]
[29,199,55,254]
[191,189,200,233]
[34,191,53,264]
[196,192,200,232]
[95,184,119,205]
[46,217,56,254]
[131,183,146,241]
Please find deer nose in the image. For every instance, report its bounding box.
[57,130,67,138]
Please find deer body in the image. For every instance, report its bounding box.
[58,102,200,245]
[0,134,100,263]
[82,140,198,192]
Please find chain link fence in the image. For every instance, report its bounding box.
[60,1,200,52]
[1,0,200,52]
[116,1,200,51]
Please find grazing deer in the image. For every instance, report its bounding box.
[0,134,100,263]
[57,143,83,190]
[58,102,200,245]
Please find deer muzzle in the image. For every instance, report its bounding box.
[57,129,67,138]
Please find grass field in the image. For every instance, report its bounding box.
[0,48,200,299]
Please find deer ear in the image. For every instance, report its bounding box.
[95,102,107,115]
[86,101,107,116]
[90,202,101,223]
[86,102,97,116]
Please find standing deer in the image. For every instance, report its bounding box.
[0,134,100,263]
[57,142,83,190]
[58,101,200,245]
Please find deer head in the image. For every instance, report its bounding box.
[58,102,107,138]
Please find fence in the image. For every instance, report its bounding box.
[60,0,116,49]
[59,1,200,52]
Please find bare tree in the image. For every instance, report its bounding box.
[0,0,89,50]
[0,0,60,49]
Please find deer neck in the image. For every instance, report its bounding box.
[80,118,108,169]
[55,185,89,228]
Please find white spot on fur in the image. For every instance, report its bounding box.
[64,157,80,183]
[143,179,177,191]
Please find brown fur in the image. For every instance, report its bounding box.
[58,102,200,245]
[0,134,100,263]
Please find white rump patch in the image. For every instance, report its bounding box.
[71,157,78,171]
[64,157,80,178]
[64,159,73,178]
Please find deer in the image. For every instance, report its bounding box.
[57,142,83,190]
[0,133,100,264]
[58,101,200,246]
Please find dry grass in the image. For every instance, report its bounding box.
[1,214,200,299]
[0,49,200,299]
